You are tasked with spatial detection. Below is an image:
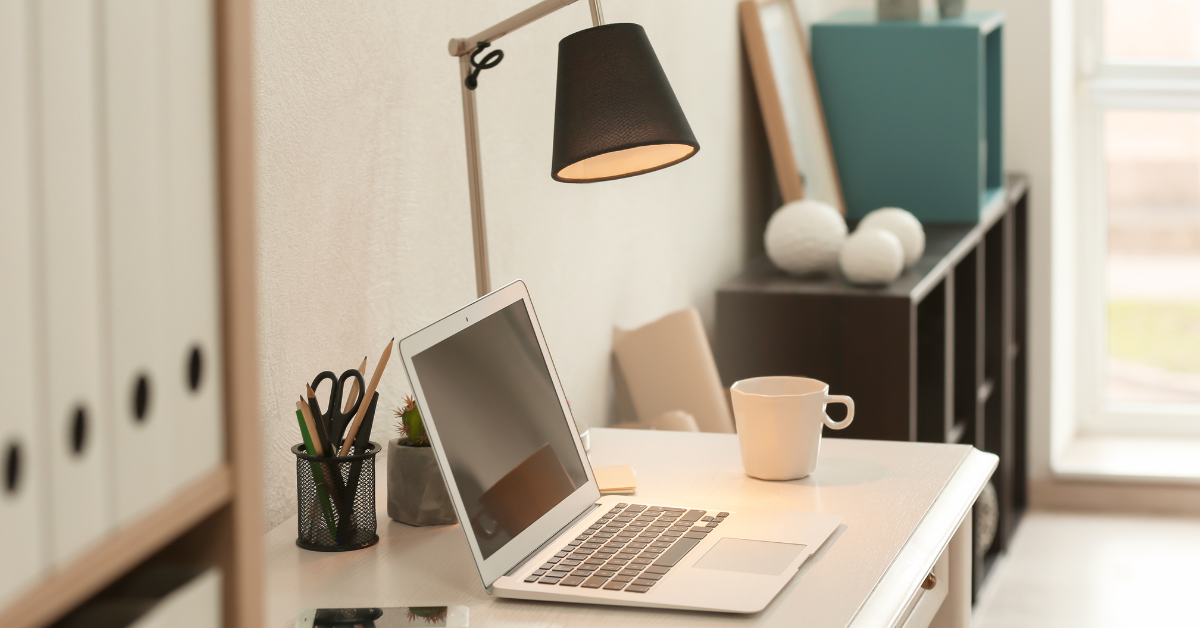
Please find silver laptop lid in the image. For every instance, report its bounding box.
[398,280,599,588]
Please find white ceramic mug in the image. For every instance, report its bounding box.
[730,376,855,480]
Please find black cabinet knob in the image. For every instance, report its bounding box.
[4,441,20,494]
[188,345,204,392]
[71,406,88,454]
[133,375,151,422]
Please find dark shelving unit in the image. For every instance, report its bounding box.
[716,175,1029,602]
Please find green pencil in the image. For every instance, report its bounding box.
[296,407,339,540]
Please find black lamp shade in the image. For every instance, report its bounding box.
[551,23,699,183]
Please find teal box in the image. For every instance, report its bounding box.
[811,11,1003,223]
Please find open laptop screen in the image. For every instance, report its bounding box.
[411,300,589,559]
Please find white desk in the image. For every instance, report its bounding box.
[266,429,996,628]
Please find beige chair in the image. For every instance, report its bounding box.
[612,308,736,433]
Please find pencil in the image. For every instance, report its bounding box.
[338,338,393,456]
[305,384,333,454]
[296,403,338,539]
[343,356,367,414]
[300,396,351,534]
[344,391,379,515]
[297,398,324,456]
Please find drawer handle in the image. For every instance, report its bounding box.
[922,573,937,590]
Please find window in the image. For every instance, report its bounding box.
[1078,0,1200,436]
[1104,0,1200,60]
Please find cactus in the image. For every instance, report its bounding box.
[395,395,429,446]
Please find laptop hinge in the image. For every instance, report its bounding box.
[504,502,603,578]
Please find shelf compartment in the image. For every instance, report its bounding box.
[0,465,232,628]
[917,276,953,443]
[953,246,983,449]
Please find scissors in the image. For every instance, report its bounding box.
[308,369,365,452]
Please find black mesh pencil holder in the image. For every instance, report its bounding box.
[293,441,381,552]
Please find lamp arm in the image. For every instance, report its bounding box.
[448,0,605,57]
[588,0,604,27]
[449,0,606,297]
[456,55,490,298]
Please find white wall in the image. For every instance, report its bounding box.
[253,0,1062,529]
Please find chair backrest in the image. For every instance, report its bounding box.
[612,308,735,434]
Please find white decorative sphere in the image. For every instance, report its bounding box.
[764,200,848,275]
[839,228,905,285]
[859,207,925,267]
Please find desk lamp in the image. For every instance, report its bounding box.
[449,0,700,297]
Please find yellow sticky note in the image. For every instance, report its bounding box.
[593,465,637,495]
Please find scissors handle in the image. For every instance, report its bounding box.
[309,371,340,448]
[311,369,366,453]
[309,371,340,417]
[337,369,365,421]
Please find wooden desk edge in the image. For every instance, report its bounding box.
[848,449,999,628]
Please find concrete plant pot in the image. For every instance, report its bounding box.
[386,438,457,527]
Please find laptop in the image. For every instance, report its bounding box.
[398,280,842,613]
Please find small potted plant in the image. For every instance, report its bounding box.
[387,396,457,526]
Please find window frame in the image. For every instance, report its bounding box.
[1076,0,1200,437]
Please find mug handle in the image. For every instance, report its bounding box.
[823,395,855,430]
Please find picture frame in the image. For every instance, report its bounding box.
[740,0,845,213]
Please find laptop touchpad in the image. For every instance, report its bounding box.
[692,538,808,576]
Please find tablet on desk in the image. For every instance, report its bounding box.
[296,606,469,627]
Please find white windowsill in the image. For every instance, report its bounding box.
[1053,434,1200,484]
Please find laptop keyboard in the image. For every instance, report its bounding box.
[522,503,728,594]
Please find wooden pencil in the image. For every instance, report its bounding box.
[297,397,324,456]
[338,338,393,456]
[296,402,338,538]
[301,397,349,535]
[343,356,368,414]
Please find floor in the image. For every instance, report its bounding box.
[972,511,1200,628]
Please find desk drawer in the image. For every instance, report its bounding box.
[898,543,950,628]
